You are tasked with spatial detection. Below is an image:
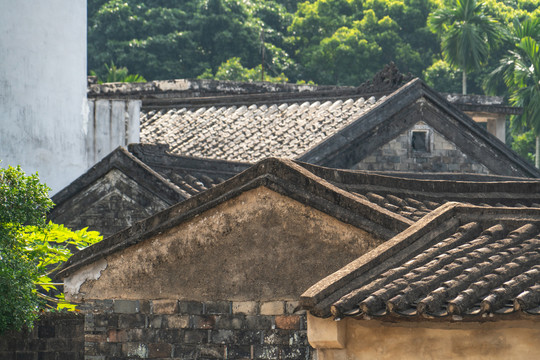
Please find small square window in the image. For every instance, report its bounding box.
[411,131,429,152]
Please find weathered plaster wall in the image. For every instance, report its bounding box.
[67,186,382,302]
[0,1,87,194]
[354,122,491,174]
[314,318,540,360]
[87,99,141,165]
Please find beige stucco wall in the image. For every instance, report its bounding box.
[314,318,540,360]
[67,186,382,302]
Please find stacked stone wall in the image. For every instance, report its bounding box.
[354,123,491,173]
[82,299,312,360]
[0,312,84,360]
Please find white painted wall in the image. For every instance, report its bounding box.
[0,1,88,195]
[86,99,141,165]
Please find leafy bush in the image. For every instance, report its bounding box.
[0,166,101,333]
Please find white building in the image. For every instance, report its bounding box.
[0,1,88,194]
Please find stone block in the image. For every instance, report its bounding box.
[215,315,243,330]
[285,301,300,314]
[85,333,107,343]
[125,328,145,342]
[88,300,114,314]
[155,329,183,343]
[152,300,178,314]
[226,345,252,359]
[172,343,198,358]
[253,344,280,359]
[113,300,140,314]
[93,314,116,328]
[260,301,284,315]
[106,329,127,343]
[165,315,190,329]
[122,342,148,358]
[148,343,172,358]
[192,315,216,329]
[245,316,273,330]
[275,315,300,330]
[283,346,308,359]
[211,329,236,344]
[205,301,231,314]
[234,330,263,345]
[178,301,203,315]
[118,314,146,329]
[184,329,209,344]
[84,314,95,332]
[198,344,225,358]
[263,330,290,345]
[232,301,258,315]
[148,315,163,329]
[140,300,151,314]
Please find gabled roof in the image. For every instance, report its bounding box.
[299,79,539,177]
[299,162,540,221]
[140,79,540,178]
[301,204,540,320]
[56,158,412,280]
[49,146,247,236]
[128,143,250,196]
[49,147,186,236]
[141,96,383,162]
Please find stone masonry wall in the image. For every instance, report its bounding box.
[0,312,84,360]
[82,299,312,360]
[354,122,491,174]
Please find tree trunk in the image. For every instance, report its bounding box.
[462,71,467,95]
[534,135,540,168]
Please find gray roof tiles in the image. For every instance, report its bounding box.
[327,218,540,319]
[140,96,382,162]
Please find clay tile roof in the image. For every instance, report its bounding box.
[127,144,250,196]
[140,96,383,162]
[298,163,540,221]
[300,204,540,320]
[56,158,412,280]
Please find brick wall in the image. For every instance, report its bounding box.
[0,312,84,360]
[82,299,312,360]
[354,122,491,173]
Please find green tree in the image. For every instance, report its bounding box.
[423,59,462,93]
[0,166,101,333]
[287,0,437,85]
[486,18,540,167]
[428,0,503,94]
[88,0,296,81]
[0,166,53,332]
[91,62,146,83]
[199,57,288,83]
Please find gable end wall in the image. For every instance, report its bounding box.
[354,122,491,173]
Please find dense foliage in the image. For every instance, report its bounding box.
[0,166,101,333]
[88,0,539,90]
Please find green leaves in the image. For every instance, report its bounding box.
[428,0,503,93]
[21,223,102,311]
[0,166,102,333]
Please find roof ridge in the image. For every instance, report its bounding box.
[56,157,411,280]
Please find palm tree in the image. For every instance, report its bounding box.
[486,18,540,167]
[428,0,502,94]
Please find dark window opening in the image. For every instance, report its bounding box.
[412,131,429,152]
